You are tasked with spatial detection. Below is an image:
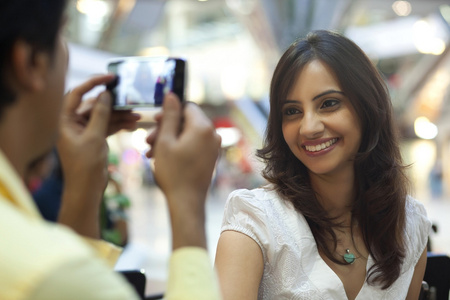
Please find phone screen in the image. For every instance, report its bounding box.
[107,57,185,109]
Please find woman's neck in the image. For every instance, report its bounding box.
[309,167,356,220]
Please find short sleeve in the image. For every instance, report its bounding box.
[165,247,221,300]
[404,197,432,266]
[220,189,271,261]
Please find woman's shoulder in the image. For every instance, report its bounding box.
[405,196,428,216]
[228,184,277,199]
[223,185,309,233]
[403,196,432,263]
[404,196,432,230]
[226,184,293,212]
[221,185,312,263]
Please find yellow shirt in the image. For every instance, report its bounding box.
[0,150,221,300]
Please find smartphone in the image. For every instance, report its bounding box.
[106,56,186,110]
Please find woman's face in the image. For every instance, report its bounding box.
[281,59,362,178]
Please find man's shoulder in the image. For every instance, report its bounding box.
[0,197,95,281]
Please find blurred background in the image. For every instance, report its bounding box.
[61,0,450,295]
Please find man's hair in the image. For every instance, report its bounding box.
[257,30,409,289]
[0,0,68,116]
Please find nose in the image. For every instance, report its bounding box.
[299,112,324,139]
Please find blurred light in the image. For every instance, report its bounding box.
[414,20,430,35]
[131,128,149,152]
[198,0,209,1]
[408,139,436,199]
[76,0,90,14]
[188,77,205,104]
[247,60,268,99]
[226,0,256,15]
[216,128,241,148]
[414,117,438,140]
[415,70,450,120]
[220,65,247,100]
[137,46,170,57]
[76,0,111,33]
[416,38,446,55]
[413,20,446,55]
[392,1,412,17]
[77,0,110,18]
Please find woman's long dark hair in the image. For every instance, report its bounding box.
[257,30,408,289]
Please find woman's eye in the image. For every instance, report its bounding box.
[321,99,339,109]
[284,107,300,115]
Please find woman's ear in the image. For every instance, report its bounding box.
[10,40,50,93]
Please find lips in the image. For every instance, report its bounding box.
[303,138,338,152]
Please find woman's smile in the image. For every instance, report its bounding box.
[303,138,339,155]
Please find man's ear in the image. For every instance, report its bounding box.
[10,40,50,92]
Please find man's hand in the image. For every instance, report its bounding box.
[57,74,140,238]
[146,93,221,249]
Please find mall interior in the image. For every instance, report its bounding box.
[59,0,450,296]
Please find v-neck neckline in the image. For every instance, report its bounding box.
[313,248,372,299]
[300,216,373,300]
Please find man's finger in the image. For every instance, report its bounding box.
[86,92,112,137]
[65,74,115,112]
[158,93,182,141]
[181,102,222,149]
[180,101,212,133]
[75,97,96,116]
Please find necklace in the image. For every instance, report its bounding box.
[343,249,356,264]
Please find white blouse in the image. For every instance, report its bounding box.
[221,185,431,300]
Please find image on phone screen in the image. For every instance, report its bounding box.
[107,56,185,110]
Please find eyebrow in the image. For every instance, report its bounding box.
[312,89,345,101]
[284,89,345,104]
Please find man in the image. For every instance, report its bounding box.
[0,1,222,299]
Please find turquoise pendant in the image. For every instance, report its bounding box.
[344,249,356,264]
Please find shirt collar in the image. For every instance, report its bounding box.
[0,149,41,219]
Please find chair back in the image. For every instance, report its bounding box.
[420,281,430,300]
[119,270,147,299]
[423,253,450,300]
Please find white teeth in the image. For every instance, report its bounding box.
[305,138,337,152]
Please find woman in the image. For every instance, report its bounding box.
[215,30,431,299]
